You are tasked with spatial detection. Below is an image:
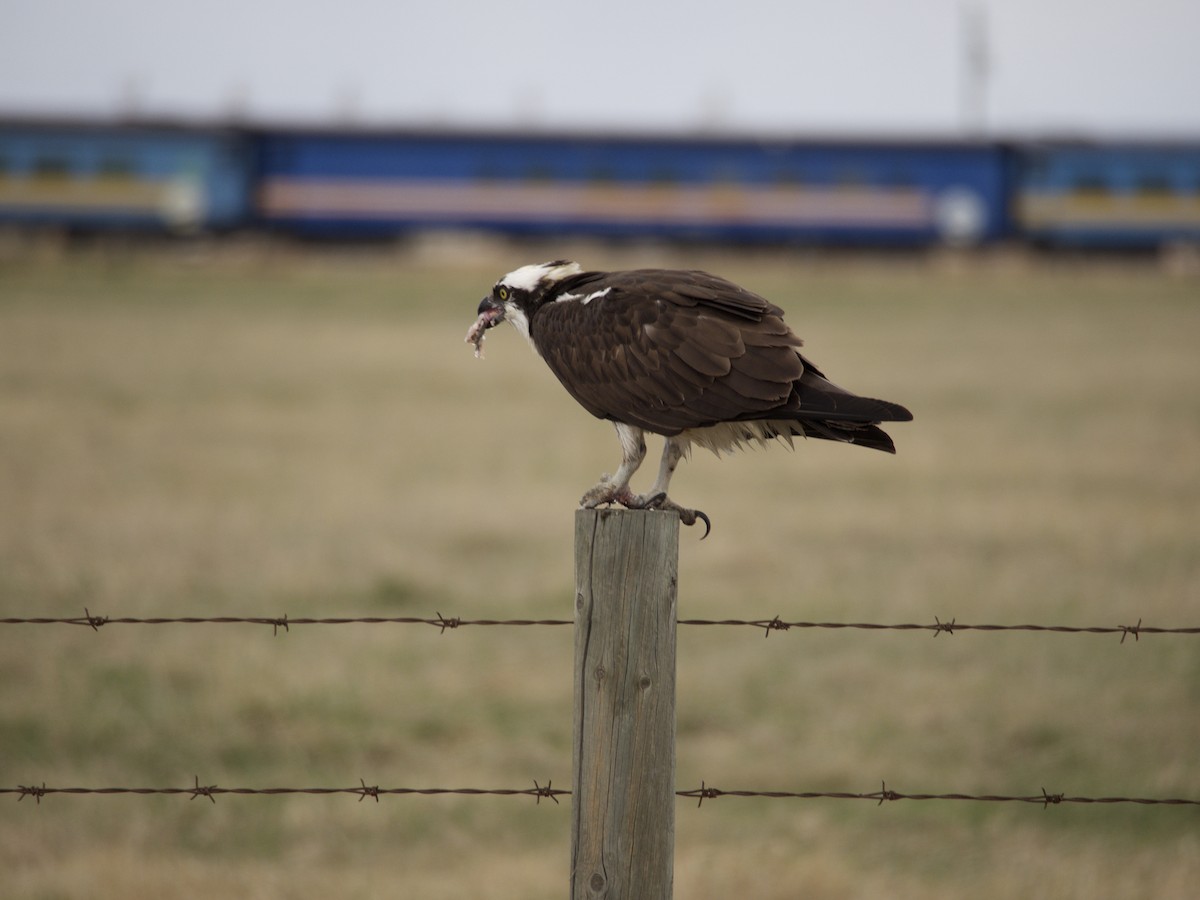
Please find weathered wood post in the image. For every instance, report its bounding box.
[572,508,679,900]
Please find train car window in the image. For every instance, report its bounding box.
[709,164,743,185]
[0,154,8,176]
[834,168,867,188]
[474,162,501,182]
[1136,175,1172,195]
[881,170,915,189]
[98,156,135,178]
[33,155,72,179]
[1073,175,1109,195]
[1023,154,1049,181]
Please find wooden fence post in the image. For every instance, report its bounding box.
[572,508,679,900]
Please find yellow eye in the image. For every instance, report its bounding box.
[498,287,509,301]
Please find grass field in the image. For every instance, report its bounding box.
[1,242,1198,898]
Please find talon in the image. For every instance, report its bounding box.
[675,507,712,539]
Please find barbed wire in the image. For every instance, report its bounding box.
[676,782,1200,808]
[4,777,566,805]
[6,779,1197,808]
[679,616,1198,643]
[1,610,1196,642]
[0,610,571,635]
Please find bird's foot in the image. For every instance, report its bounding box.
[640,493,712,539]
[579,478,636,511]
[579,482,711,539]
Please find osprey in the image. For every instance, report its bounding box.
[466,261,912,536]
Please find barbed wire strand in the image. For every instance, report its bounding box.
[6,780,1197,808]
[5,777,566,806]
[676,781,1200,808]
[680,616,1197,643]
[0,610,572,635]
[1,611,1196,641]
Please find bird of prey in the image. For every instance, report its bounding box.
[466,261,912,536]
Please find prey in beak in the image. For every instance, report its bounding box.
[465,296,505,358]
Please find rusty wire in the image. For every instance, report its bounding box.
[1,610,1196,641]
[677,615,1197,642]
[0,610,572,635]
[6,779,1197,808]
[6,777,566,805]
[676,781,1200,808]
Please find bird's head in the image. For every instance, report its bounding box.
[469,260,583,349]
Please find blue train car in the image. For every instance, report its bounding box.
[1015,143,1200,247]
[254,129,1011,245]
[0,120,252,231]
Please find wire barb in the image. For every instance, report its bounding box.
[762,616,790,638]
[1041,787,1064,808]
[189,776,217,804]
[356,779,381,803]
[532,779,559,805]
[17,783,47,804]
[1120,618,1142,644]
[875,781,901,805]
[681,781,722,807]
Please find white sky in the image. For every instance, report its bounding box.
[2,0,1198,138]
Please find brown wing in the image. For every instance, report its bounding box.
[530,269,806,436]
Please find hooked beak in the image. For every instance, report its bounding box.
[476,295,505,323]
[465,296,506,358]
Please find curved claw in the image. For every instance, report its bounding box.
[672,505,712,539]
[648,494,712,539]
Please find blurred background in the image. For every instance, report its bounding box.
[2,2,1198,898]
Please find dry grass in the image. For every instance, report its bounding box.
[1,242,1198,898]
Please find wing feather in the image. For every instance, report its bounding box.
[532,271,803,434]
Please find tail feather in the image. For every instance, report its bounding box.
[782,361,911,453]
[793,418,898,453]
[792,367,913,423]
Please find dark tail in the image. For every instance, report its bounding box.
[791,418,902,453]
[785,359,913,454]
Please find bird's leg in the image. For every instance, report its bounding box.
[636,437,711,538]
[580,429,710,537]
[645,435,685,500]
[579,423,646,510]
